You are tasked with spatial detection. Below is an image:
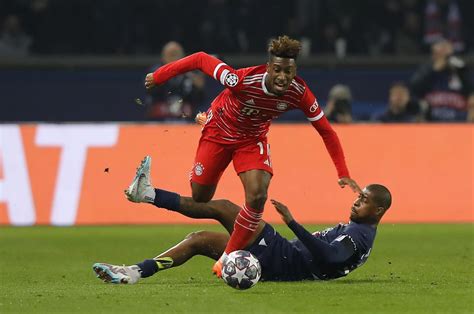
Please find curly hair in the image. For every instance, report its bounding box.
[268,35,301,59]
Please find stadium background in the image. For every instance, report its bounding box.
[0,1,473,313]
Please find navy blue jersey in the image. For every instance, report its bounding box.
[247,221,376,281]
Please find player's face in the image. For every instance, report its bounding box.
[350,188,381,224]
[266,57,297,96]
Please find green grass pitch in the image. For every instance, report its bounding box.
[0,224,472,313]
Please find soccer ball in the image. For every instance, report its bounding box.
[221,250,261,290]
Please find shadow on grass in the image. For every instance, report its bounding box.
[328,278,406,284]
[140,276,406,288]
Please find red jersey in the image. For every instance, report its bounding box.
[152,52,350,178]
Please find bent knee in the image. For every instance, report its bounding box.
[245,192,268,208]
[185,230,207,240]
[184,230,207,245]
[184,230,211,249]
[192,189,214,203]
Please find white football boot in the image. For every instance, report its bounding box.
[124,155,156,203]
[92,263,141,284]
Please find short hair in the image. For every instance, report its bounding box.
[366,184,392,211]
[268,35,301,60]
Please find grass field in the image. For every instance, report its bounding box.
[0,224,472,313]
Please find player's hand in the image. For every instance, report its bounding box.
[271,199,294,224]
[145,73,156,90]
[338,177,362,193]
[195,112,207,126]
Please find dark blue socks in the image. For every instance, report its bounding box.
[153,188,180,211]
[136,259,158,278]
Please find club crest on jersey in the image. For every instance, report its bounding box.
[224,73,239,87]
[276,102,288,110]
[310,101,319,113]
[194,162,204,176]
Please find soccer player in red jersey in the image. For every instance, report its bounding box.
[138,36,362,276]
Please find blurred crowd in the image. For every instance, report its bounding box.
[0,0,473,56]
[0,0,472,123]
[326,40,473,123]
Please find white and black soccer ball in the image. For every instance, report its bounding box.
[221,250,261,290]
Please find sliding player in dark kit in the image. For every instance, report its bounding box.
[94,161,390,284]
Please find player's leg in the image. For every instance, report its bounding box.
[212,139,273,276]
[189,138,232,202]
[125,154,271,234]
[124,162,269,237]
[223,170,271,252]
[153,231,229,266]
[175,195,268,237]
[125,153,237,229]
[123,155,243,233]
[93,231,229,284]
[132,214,266,282]
[126,138,231,205]
[190,182,217,203]
[133,231,229,281]
[240,169,272,210]
[179,197,239,234]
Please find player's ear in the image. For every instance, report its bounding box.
[375,206,385,216]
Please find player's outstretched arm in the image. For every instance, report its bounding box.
[297,87,361,193]
[145,52,238,91]
[310,117,361,193]
[271,199,355,264]
[313,119,361,193]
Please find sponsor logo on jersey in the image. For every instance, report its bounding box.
[194,162,204,176]
[245,99,255,105]
[309,101,319,113]
[241,106,260,116]
[276,102,288,110]
[224,73,239,87]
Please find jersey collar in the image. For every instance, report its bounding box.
[349,220,378,230]
[262,72,276,96]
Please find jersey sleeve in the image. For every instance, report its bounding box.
[298,84,350,178]
[340,224,371,253]
[287,220,356,264]
[152,51,243,91]
[298,84,325,122]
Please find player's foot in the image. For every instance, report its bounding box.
[212,260,223,278]
[92,263,141,284]
[212,253,228,278]
[124,156,156,203]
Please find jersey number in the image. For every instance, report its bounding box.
[257,142,272,167]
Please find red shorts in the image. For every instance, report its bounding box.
[190,136,273,186]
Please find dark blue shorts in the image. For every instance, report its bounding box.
[247,223,314,281]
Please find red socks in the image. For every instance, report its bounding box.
[224,203,263,254]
